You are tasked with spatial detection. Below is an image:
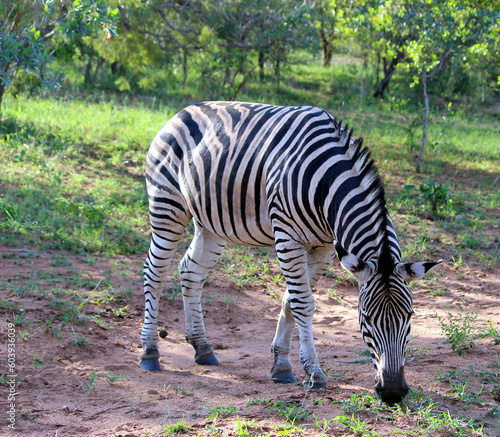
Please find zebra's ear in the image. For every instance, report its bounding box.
[334,241,374,282]
[395,259,443,281]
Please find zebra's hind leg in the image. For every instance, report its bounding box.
[141,218,190,372]
[179,222,226,365]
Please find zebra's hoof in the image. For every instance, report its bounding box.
[140,358,161,372]
[195,352,219,366]
[271,371,297,384]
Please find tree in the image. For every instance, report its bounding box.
[399,1,498,171]
[362,0,417,99]
[117,0,207,87]
[0,0,118,112]
[309,0,353,67]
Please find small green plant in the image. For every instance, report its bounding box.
[81,255,98,265]
[313,413,333,435]
[334,414,380,436]
[126,394,153,411]
[175,386,194,396]
[113,305,129,317]
[165,281,180,301]
[160,420,190,435]
[400,178,453,216]
[12,312,32,326]
[50,253,72,266]
[18,330,34,341]
[324,368,346,381]
[224,297,233,312]
[451,254,463,269]
[28,352,48,369]
[71,329,89,347]
[100,370,125,384]
[335,273,357,288]
[406,346,429,358]
[234,416,262,437]
[267,286,280,302]
[246,397,270,407]
[437,305,478,355]
[268,400,309,423]
[478,317,500,345]
[328,287,343,304]
[0,369,18,384]
[271,274,284,285]
[208,405,237,420]
[83,370,99,393]
[204,291,215,304]
[428,288,447,296]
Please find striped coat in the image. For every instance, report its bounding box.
[141,102,441,403]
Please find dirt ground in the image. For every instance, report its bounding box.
[0,238,499,436]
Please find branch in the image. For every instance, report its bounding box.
[117,5,131,30]
[425,50,452,80]
[157,4,201,38]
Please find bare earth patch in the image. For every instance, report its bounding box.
[0,242,499,436]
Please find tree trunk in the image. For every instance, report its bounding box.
[100,61,109,84]
[258,51,265,81]
[373,51,404,99]
[231,63,258,101]
[93,57,104,84]
[182,48,188,86]
[318,27,333,67]
[481,70,485,103]
[275,57,280,89]
[0,83,5,117]
[417,69,430,173]
[360,51,368,105]
[84,51,94,85]
[375,49,381,86]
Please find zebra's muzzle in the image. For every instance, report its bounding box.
[375,371,409,404]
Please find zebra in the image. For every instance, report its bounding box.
[140,101,442,404]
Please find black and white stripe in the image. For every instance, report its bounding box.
[140,101,441,403]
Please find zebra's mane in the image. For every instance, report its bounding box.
[336,120,394,274]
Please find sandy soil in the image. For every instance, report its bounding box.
[0,240,499,436]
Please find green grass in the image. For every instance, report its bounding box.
[1,61,499,258]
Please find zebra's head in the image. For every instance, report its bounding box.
[334,241,442,404]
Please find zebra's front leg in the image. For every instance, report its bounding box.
[271,290,297,383]
[180,223,225,365]
[296,312,327,389]
[272,237,327,388]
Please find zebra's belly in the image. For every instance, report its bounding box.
[195,214,276,247]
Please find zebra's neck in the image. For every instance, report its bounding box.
[322,127,401,264]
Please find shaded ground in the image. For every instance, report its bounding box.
[0,239,499,436]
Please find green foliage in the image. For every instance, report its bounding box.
[208,405,238,420]
[437,305,479,355]
[400,178,453,216]
[70,329,89,347]
[478,317,500,345]
[83,370,99,393]
[160,420,190,435]
[0,0,118,109]
[267,400,309,423]
[334,414,380,437]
